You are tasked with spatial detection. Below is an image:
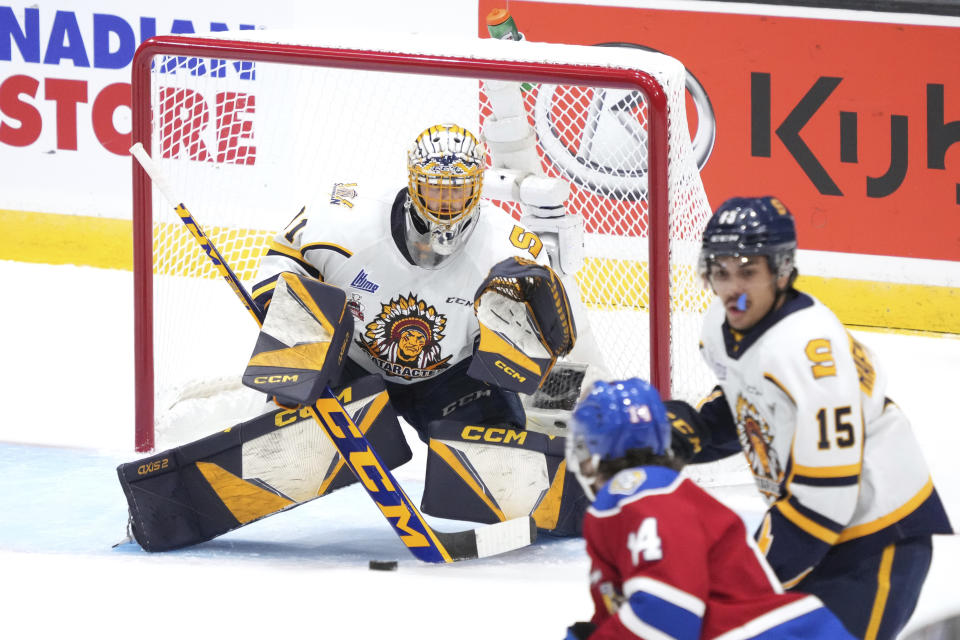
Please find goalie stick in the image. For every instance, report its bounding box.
[130,142,536,562]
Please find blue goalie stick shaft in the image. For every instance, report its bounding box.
[130,143,536,562]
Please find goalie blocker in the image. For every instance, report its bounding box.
[469,257,576,394]
[242,272,354,406]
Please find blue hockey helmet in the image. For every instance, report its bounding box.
[699,196,797,280]
[566,378,671,499]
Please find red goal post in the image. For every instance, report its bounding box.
[131,31,714,452]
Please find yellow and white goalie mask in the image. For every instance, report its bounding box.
[405,124,485,268]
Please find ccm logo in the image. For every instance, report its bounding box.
[495,360,526,382]
[254,374,299,384]
[461,425,527,445]
[137,458,169,475]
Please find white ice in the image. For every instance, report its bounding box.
[0,261,958,638]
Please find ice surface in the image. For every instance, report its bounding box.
[0,261,958,638]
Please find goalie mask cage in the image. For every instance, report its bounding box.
[132,30,715,452]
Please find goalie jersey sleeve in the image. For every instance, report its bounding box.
[698,291,952,587]
[582,466,852,640]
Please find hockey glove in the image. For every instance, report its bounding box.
[565,622,596,640]
[664,399,708,463]
[469,257,576,394]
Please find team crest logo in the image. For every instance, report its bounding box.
[736,395,782,501]
[609,469,646,495]
[357,293,451,380]
[330,182,358,208]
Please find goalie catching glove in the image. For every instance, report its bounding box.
[468,257,576,394]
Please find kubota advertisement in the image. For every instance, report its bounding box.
[481,0,960,261]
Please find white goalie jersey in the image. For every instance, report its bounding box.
[251,182,549,386]
[698,291,951,586]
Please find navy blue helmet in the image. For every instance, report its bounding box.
[699,196,797,279]
[566,378,671,499]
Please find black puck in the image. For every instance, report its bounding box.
[369,560,398,571]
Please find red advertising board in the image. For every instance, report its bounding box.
[479,1,960,261]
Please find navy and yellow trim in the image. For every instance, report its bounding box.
[251,277,279,304]
[762,493,840,585]
[302,241,352,260]
[790,462,861,488]
[763,372,797,406]
[837,477,935,543]
[695,387,723,410]
[251,266,326,311]
[722,290,815,359]
[530,459,567,530]
[773,494,844,545]
[427,439,506,522]
[309,390,454,563]
[195,461,295,524]
[864,544,895,640]
[251,275,284,311]
[781,567,814,589]
[688,386,742,464]
[265,240,321,279]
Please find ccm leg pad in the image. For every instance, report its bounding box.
[421,420,586,536]
[117,374,409,551]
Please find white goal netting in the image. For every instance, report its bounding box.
[132,30,721,458]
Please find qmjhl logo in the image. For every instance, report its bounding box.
[349,269,379,293]
[751,73,960,203]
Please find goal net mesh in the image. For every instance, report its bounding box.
[133,31,721,464]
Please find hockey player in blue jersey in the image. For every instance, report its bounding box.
[564,377,854,640]
[667,196,953,639]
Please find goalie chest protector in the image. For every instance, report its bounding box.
[254,187,551,387]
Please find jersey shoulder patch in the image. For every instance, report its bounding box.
[465,203,550,267]
[301,192,393,252]
[592,465,681,512]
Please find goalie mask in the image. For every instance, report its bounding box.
[405,124,485,268]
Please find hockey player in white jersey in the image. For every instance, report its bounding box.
[242,123,590,536]
[117,124,585,552]
[251,123,576,442]
[667,196,953,639]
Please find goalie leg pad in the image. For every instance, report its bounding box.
[243,272,354,406]
[420,420,587,537]
[117,374,410,551]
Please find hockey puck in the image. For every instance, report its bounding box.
[368,560,398,571]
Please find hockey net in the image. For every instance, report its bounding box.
[132,30,719,457]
